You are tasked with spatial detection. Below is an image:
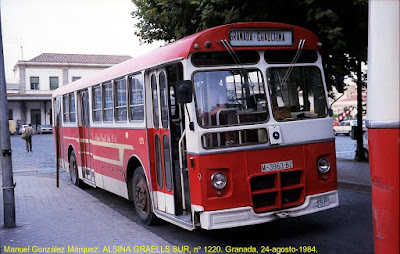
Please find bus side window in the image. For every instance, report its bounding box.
[103,82,114,122]
[62,93,76,123]
[115,78,127,122]
[129,74,145,122]
[92,85,102,122]
[69,93,76,123]
[63,94,70,123]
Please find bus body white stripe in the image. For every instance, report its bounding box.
[64,136,134,166]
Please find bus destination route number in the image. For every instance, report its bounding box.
[261,160,293,172]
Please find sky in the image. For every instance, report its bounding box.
[1,0,163,80]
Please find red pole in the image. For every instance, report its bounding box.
[368,1,400,253]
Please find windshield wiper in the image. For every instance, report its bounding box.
[280,39,306,86]
[220,39,257,108]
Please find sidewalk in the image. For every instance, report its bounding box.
[0,171,174,254]
[337,158,372,192]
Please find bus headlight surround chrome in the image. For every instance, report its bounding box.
[211,172,227,190]
[317,158,331,174]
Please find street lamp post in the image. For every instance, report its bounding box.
[0,6,16,228]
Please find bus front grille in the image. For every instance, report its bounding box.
[250,169,305,213]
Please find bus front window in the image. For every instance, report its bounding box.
[267,66,327,121]
[194,69,268,128]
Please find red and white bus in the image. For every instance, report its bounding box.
[52,22,338,230]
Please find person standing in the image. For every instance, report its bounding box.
[23,123,34,152]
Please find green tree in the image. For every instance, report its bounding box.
[132,0,367,87]
[131,0,368,160]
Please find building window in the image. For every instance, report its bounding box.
[50,77,59,90]
[30,77,39,90]
[72,77,81,82]
[8,109,13,120]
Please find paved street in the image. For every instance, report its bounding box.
[335,135,358,160]
[7,134,56,173]
[335,136,371,191]
[0,134,373,254]
[1,135,175,254]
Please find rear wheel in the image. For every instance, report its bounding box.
[69,150,84,188]
[132,167,157,225]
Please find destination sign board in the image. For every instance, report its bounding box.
[229,30,293,47]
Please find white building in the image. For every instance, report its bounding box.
[7,53,131,132]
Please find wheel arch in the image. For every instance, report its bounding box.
[126,155,147,201]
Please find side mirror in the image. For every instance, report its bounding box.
[335,75,344,93]
[176,80,193,104]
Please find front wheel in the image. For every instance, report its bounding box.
[132,167,158,225]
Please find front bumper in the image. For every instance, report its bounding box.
[199,190,339,230]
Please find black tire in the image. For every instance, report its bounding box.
[69,150,84,188]
[132,167,157,225]
[363,148,369,162]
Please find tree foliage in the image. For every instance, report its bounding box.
[131,0,368,90]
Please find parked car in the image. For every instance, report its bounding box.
[18,124,29,135]
[350,120,367,139]
[38,124,53,134]
[334,120,366,136]
[333,120,353,135]
[363,131,369,161]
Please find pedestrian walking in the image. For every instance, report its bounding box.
[22,123,34,152]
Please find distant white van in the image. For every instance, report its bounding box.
[334,120,366,136]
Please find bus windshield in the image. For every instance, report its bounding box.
[194,69,268,128]
[267,66,327,121]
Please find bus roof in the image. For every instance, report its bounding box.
[53,22,319,97]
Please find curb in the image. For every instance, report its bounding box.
[338,180,372,192]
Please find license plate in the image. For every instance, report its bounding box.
[316,196,330,208]
[261,160,293,172]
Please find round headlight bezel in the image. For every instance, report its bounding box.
[210,172,227,190]
[317,157,331,174]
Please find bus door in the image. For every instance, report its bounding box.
[78,90,95,185]
[167,64,191,217]
[150,69,175,215]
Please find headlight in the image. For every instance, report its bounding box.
[317,158,331,174]
[211,172,227,190]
